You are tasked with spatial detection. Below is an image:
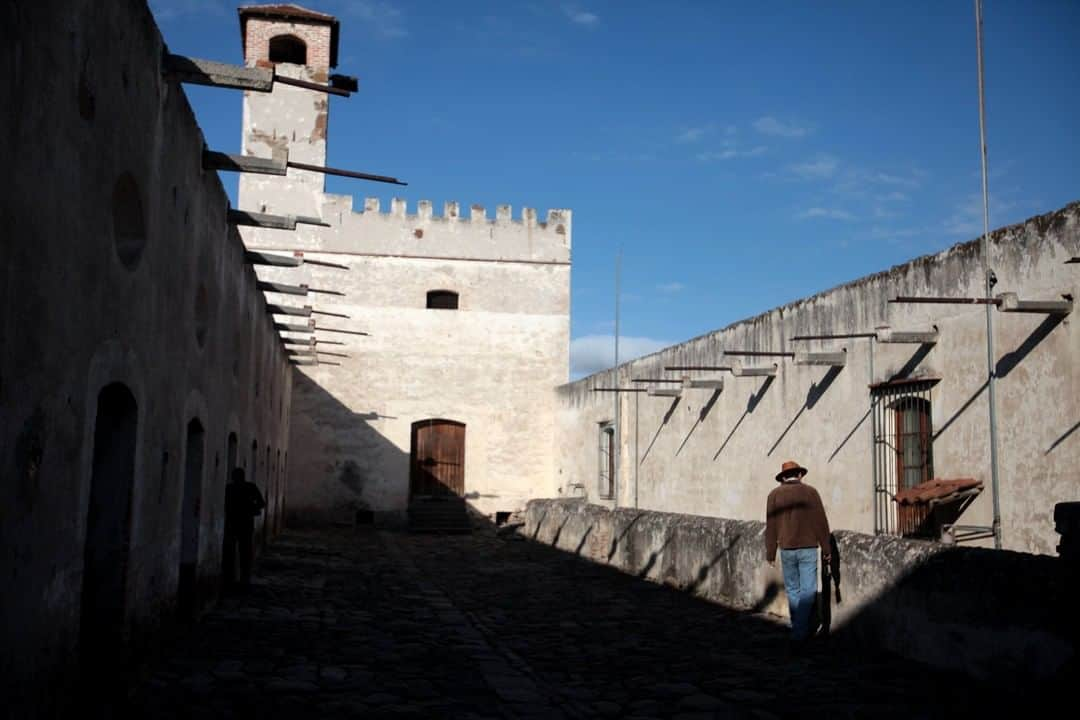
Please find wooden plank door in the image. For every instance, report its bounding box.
[410,420,466,498]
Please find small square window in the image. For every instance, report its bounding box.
[427,290,459,310]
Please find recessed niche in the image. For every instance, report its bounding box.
[112,173,146,270]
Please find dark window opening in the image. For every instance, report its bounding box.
[268,35,307,65]
[427,290,459,310]
[598,422,615,499]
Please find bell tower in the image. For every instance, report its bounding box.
[236,4,340,219]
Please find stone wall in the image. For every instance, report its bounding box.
[524,499,1075,682]
[250,209,571,523]
[556,203,1079,556]
[0,1,292,715]
[236,13,572,525]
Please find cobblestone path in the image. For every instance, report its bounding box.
[129,528,1048,719]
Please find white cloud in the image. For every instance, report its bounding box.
[877,191,910,202]
[753,116,811,138]
[798,207,854,221]
[340,1,408,38]
[657,282,685,293]
[864,225,926,246]
[788,155,839,179]
[697,145,767,162]
[563,5,599,25]
[676,126,709,143]
[149,0,229,21]
[570,335,672,378]
[871,172,920,188]
[943,194,997,237]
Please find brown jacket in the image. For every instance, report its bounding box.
[765,480,831,562]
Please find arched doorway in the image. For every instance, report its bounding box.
[80,383,138,672]
[177,418,204,620]
[221,432,238,587]
[409,419,466,498]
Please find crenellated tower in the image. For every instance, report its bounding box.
[236,5,572,528]
[237,4,338,219]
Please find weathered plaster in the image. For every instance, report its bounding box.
[556,204,1079,556]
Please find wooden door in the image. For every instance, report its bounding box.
[410,420,466,498]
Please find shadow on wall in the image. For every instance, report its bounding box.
[714,375,774,460]
[524,500,1076,690]
[934,313,1067,442]
[288,371,412,527]
[768,365,844,457]
[640,397,680,464]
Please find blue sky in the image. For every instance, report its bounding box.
[152,1,1079,377]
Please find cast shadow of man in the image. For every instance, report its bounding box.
[814,534,842,637]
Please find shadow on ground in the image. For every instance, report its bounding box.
[123,518,1067,720]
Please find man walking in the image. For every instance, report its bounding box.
[765,460,831,645]
[224,467,266,590]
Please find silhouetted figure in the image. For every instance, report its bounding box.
[765,460,832,646]
[224,467,265,590]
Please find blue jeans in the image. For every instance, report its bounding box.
[780,547,818,640]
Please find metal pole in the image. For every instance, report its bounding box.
[869,338,878,535]
[634,392,640,509]
[613,249,622,509]
[975,0,1003,549]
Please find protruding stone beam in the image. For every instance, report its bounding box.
[876,326,939,344]
[287,349,351,359]
[794,350,847,367]
[165,55,354,96]
[245,250,302,267]
[995,292,1073,315]
[312,309,351,319]
[295,252,350,270]
[257,281,310,296]
[731,362,778,378]
[204,150,287,176]
[163,54,273,91]
[647,387,682,398]
[275,319,315,333]
[273,74,351,97]
[267,304,313,317]
[1066,257,1079,264]
[228,209,330,230]
[205,147,405,186]
[683,378,725,390]
[317,327,369,337]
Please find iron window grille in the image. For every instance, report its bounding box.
[872,379,936,536]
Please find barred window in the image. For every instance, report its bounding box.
[872,378,936,535]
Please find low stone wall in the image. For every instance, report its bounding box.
[523,499,1076,682]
